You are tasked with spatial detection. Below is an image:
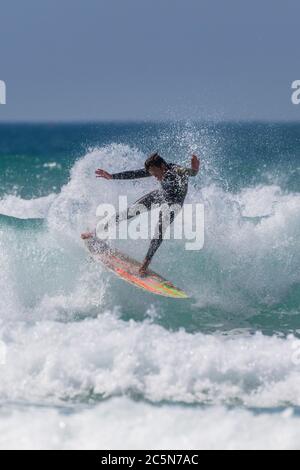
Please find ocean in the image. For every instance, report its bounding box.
[0,121,299,449]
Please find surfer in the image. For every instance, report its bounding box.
[81,152,200,275]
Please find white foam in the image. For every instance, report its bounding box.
[46,144,154,237]
[194,183,300,308]
[0,398,300,450]
[0,314,300,408]
[236,184,283,218]
[0,194,56,219]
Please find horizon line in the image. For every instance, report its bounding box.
[0,118,300,125]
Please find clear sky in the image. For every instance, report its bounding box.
[0,0,299,122]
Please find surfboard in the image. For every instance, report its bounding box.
[84,237,188,299]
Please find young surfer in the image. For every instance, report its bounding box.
[81,152,200,275]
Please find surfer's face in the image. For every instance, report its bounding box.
[148,165,166,181]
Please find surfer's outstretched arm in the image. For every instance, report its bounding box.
[95,168,150,180]
[112,169,150,179]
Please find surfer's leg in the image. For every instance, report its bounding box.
[110,190,163,227]
[96,191,163,241]
[132,190,164,210]
[142,205,177,269]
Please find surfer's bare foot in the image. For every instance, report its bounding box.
[139,260,150,277]
[81,232,94,240]
[138,267,147,277]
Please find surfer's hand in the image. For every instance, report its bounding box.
[191,154,200,173]
[95,169,113,179]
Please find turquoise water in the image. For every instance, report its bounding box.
[0,122,299,449]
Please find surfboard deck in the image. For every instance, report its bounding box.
[84,237,188,299]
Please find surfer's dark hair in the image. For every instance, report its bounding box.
[145,152,167,170]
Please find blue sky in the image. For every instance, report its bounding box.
[0,0,299,121]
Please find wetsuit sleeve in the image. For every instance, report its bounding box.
[111,169,150,180]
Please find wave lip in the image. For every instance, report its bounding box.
[0,194,56,220]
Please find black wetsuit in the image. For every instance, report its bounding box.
[111,163,198,263]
